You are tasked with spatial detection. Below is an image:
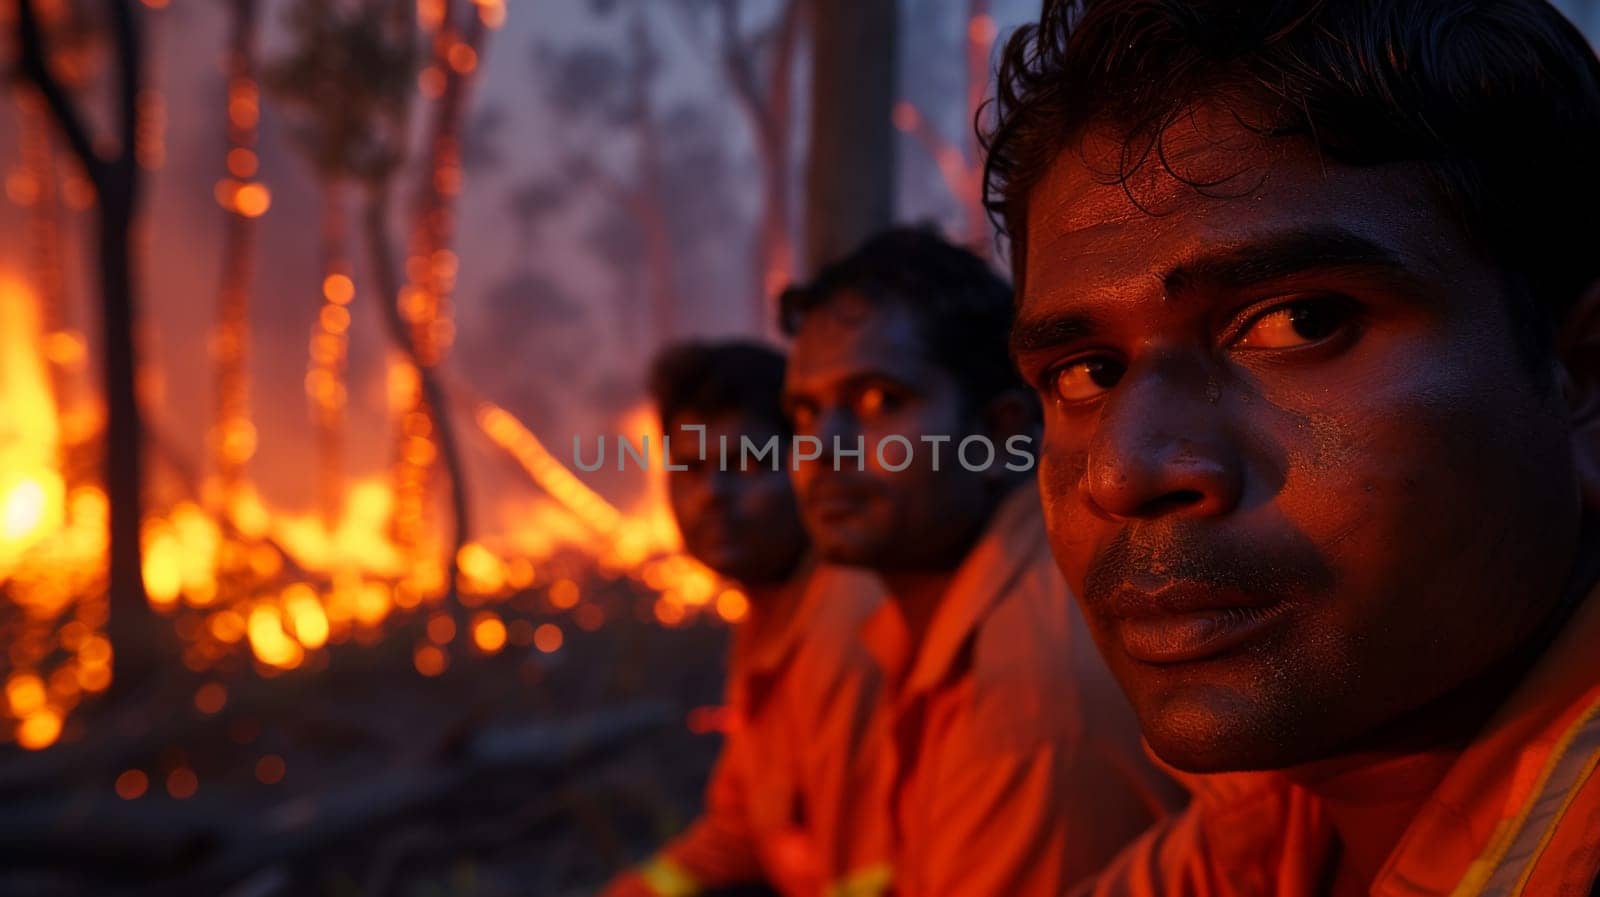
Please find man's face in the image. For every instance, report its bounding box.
[665,412,806,588]
[783,292,992,571]
[1013,109,1585,772]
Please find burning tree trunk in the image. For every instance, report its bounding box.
[211,0,264,512]
[803,0,897,270]
[268,0,496,604]
[15,0,151,682]
[382,0,489,601]
[309,184,353,531]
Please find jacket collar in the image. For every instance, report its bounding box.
[1373,575,1600,897]
[862,483,1049,701]
[735,555,823,680]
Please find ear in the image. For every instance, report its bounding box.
[1558,279,1600,509]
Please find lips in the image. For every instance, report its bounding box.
[1104,582,1292,665]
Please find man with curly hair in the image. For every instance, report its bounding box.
[987,1,1600,894]
[781,229,1178,896]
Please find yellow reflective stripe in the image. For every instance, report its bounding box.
[1504,730,1600,897]
[1448,694,1600,897]
[827,862,894,897]
[637,855,702,897]
[1449,818,1519,897]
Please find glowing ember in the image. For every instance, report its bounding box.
[426,613,456,645]
[468,611,503,652]
[255,754,286,785]
[5,673,46,716]
[15,707,62,750]
[282,584,329,650]
[413,643,448,677]
[716,589,750,624]
[246,605,304,670]
[194,682,228,715]
[166,768,198,800]
[533,622,563,653]
[548,578,579,609]
[115,769,149,800]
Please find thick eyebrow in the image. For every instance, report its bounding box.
[1010,313,1096,357]
[1010,228,1418,359]
[1162,229,1411,298]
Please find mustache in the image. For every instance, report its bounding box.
[1083,523,1337,608]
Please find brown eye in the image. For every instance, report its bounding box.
[1050,357,1124,403]
[1237,297,1352,349]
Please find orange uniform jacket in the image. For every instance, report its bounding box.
[1075,577,1600,897]
[858,483,1180,897]
[623,562,891,897]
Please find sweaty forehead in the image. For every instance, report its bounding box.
[1021,110,1460,308]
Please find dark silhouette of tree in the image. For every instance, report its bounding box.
[266,0,494,604]
[526,6,749,351]
[541,13,680,343]
[673,0,807,330]
[804,0,897,270]
[384,0,489,593]
[15,0,150,686]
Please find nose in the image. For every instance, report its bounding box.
[1084,357,1245,521]
[812,407,861,466]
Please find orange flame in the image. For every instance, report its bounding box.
[2,274,750,750]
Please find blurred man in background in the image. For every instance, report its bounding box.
[779,229,1178,897]
[988,1,1600,894]
[603,341,888,897]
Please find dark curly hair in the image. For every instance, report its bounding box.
[778,226,1026,408]
[981,0,1600,332]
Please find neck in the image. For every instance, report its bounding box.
[1290,512,1600,894]
[879,569,956,649]
[875,484,1019,662]
[1296,748,1460,897]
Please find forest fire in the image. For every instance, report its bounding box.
[0,0,1025,892]
[0,272,744,752]
[0,0,760,760]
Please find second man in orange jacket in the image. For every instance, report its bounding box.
[780,229,1181,896]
